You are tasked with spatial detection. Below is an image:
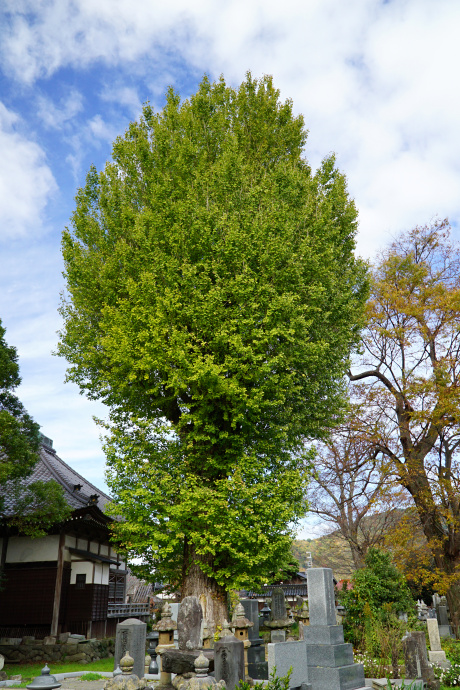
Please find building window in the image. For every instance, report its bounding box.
[109,570,126,603]
[76,573,86,589]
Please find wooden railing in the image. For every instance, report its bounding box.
[107,602,150,618]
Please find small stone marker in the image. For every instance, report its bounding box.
[403,631,439,689]
[268,640,310,690]
[436,604,452,638]
[214,621,244,690]
[0,654,4,671]
[178,596,203,651]
[114,618,147,679]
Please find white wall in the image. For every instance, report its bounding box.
[6,534,59,562]
[70,559,93,584]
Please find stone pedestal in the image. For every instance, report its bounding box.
[268,640,311,690]
[305,569,365,690]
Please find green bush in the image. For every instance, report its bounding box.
[339,548,415,649]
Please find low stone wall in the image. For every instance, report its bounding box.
[0,639,115,665]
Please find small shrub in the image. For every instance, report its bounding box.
[237,666,292,690]
[432,662,460,687]
[79,673,105,681]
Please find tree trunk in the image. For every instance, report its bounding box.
[181,539,229,633]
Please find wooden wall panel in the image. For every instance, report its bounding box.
[65,583,109,623]
[0,565,57,625]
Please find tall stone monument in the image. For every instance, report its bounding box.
[241,599,267,680]
[177,596,203,651]
[114,619,147,680]
[305,568,366,690]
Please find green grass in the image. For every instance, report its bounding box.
[4,656,114,681]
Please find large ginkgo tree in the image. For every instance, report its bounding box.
[58,74,368,625]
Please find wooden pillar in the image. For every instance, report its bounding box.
[51,531,66,636]
[1,534,8,570]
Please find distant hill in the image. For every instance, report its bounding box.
[293,534,355,580]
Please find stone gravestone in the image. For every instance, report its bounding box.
[427,619,450,668]
[177,596,203,651]
[436,603,452,638]
[215,622,245,690]
[170,602,180,643]
[403,631,439,690]
[271,587,287,622]
[264,587,292,642]
[241,599,267,680]
[114,618,147,679]
[241,600,259,640]
[305,568,366,690]
[268,640,311,690]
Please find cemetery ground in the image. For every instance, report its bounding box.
[2,638,460,690]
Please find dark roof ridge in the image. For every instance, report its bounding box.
[40,445,112,507]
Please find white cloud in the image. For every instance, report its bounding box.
[37,89,84,129]
[0,103,57,239]
[3,0,460,252]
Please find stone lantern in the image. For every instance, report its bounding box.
[232,601,253,678]
[297,599,309,624]
[154,602,177,688]
[27,666,61,690]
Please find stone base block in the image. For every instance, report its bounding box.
[306,642,353,668]
[428,650,447,664]
[162,649,214,674]
[248,661,268,680]
[271,630,286,643]
[303,626,344,645]
[438,625,453,638]
[307,662,365,690]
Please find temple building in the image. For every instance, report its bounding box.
[0,436,148,639]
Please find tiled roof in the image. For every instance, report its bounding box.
[1,442,112,516]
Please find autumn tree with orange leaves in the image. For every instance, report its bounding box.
[349,219,460,629]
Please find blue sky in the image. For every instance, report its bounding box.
[1,0,460,537]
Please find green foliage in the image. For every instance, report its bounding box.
[78,673,105,681]
[340,548,415,648]
[58,73,368,592]
[237,666,292,690]
[0,320,40,498]
[0,319,71,534]
[442,638,460,664]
